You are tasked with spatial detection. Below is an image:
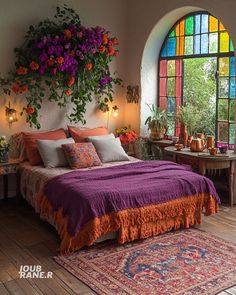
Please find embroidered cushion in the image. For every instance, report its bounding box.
[62,142,102,169]
[37,138,75,168]
[68,126,108,142]
[22,129,67,165]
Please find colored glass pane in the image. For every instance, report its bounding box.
[160,60,167,77]
[175,60,182,77]
[194,35,200,54]
[220,32,229,52]
[218,78,229,98]
[160,78,166,96]
[230,124,235,144]
[176,37,180,56]
[179,36,184,56]
[175,24,180,37]
[230,77,236,98]
[169,29,175,37]
[230,57,236,76]
[167,116,175,135]
[201,34,208,54]
[185,16,194,35]
[159,97,167,110]
[167,38,176,56]
[209,33,218,53]
[230,100,236,122]
[195,15,201,34]
[209,16,218,32]
[180,20,185,36]
[176,77,182,97]
[161,44,167,57]
[219,22,225,31]
[168,97,176,114]
[219,57,229,76]
[184,36,193,55]
[201,14,208,33]
[218,99,228,121]
[230,39,234,52]
[218,122,228,143]
[167,60,175,76]
[167,78,175,96]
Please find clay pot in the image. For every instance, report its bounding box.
[208,147,218,156]
[206,136,215,149]
[175,143,184,151]
[190,138,205,152]
[150,127,165,140]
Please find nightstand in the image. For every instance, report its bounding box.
[0,159,20,200]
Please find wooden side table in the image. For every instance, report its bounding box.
[164,146,236,206]
[145,139,174,159]
[0,159,20,200]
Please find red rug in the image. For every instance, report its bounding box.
[54,229,236,295]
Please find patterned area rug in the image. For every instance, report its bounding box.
[54,229,236,295]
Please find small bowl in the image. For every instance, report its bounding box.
[219,146,228,154]
[208,147,217,156]
[175,143,184,151]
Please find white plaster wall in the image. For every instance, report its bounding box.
[0,0,127,138]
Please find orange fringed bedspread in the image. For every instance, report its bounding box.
[37,193,218,254]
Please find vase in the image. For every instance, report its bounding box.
[0,151,8,163]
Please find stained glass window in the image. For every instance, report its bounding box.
[159,12,235,148]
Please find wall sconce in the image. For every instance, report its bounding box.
[6,102,17,125]
[126,85,140,104]
[111,105,119,118]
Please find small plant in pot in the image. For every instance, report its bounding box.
[0,136,11,163]
[145,104,168,140]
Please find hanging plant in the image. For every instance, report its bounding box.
[0,5,122,129]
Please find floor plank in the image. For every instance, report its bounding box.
[0,199,236,295]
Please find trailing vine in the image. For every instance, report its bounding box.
[0,5,122,129]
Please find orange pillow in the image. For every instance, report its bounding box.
[68,126,108,142]
[22,129,67,165]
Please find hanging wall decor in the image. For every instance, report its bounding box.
[126,85,140,104]
[0,5,122,129]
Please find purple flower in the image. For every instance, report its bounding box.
[99,76,112,88]
[39,52,48,62]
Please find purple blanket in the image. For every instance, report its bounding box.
[44,161,220,236]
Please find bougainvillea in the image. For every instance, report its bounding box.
[0,5,122,128]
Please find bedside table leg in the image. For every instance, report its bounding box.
[3,174,8,200]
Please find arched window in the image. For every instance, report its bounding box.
[158,12,235,149]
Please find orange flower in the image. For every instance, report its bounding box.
[30,61,39,71]
[85,63,93,71]
[63,29,72,39]
[12,85,19,93]
[111,37,119,45]
[19,86,28,93]
[17,67,28,75]
[56,57,64,64]
[25,106,35,115]
[47,58,55,66]
[102,34,108,45]
[108,47,115,56]
[15,80,21,85]
[67,76,75,87]
[65,89,72,96]
[77,31,83,38]
[99,46,106,54]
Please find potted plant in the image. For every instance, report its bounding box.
[115,127,138,153]
[0,136,11,163]
[145,104,168,140]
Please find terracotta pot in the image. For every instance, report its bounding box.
[208,147,217,156]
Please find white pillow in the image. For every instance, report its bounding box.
[87,133,115,141]
[37,138,75,168]
[90,137,130,163]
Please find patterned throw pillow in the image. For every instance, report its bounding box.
[62,142,102,169]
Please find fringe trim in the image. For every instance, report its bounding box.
[37,193,219,254]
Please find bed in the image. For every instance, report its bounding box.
[19,157,220,254]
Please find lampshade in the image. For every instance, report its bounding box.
[6,102,17,125]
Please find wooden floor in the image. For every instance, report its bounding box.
[0,200,236,295]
